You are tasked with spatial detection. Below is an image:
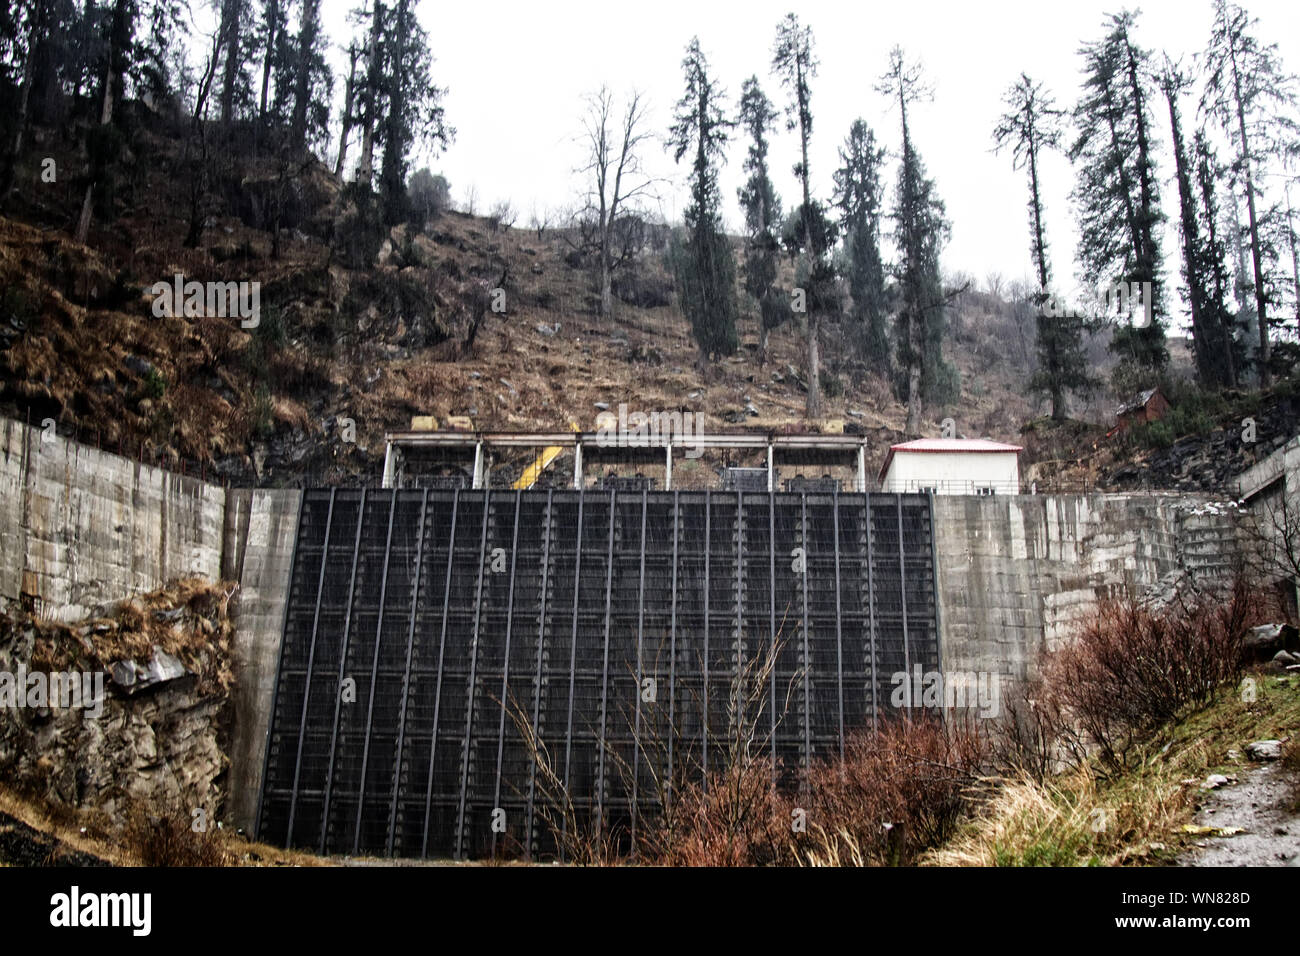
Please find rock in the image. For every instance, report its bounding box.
[594,402,610,412]
[847,408,864,419]
[1246,740,1283,761]
[499,378,517,395]
[123,354,155,378]
[1245,623,1299,657]
[109,647,190,696]
[1203,774,1230,789]
[1273,650,1299,665]
[535,322,560,336]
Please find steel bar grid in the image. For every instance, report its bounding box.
[257,490,939,859]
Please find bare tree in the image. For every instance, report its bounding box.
[576,86,656,319]
[528,203,551,239]
[487,199,516,233]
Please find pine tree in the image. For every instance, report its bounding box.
[737,76,783,365]
[771,12,829,418]
[668,37,738,363]
[1201,0,1300,385]
[994,73,1091,419]
[345,0,451,222]
[877,46,955,434]
[832,118,888,370]
[1159,60,1236,388]
[1193,132,1243,386]
[287,0,329,151]
[1070,10,1167,383]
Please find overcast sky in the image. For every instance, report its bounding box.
[312,0,1300,304]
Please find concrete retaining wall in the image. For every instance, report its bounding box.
[933,492,1244,688]
[0,418,226,621]
[223,488,301,833]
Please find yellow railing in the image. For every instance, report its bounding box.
[513,421,580,489]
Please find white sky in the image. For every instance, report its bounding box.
[308,0,1300,301]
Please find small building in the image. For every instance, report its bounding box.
[878,438,1023,495]
[1114,387,1170,432]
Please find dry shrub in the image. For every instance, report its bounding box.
[125,804,229,867]
[803,714,987,865]
[643,757,795,866]
[1040,577,1279,773]
[988,674,1066,782]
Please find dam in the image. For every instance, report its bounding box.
[0,417,1248,860]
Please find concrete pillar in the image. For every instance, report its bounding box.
[665,442,673,491]
[472,441,484,489]
[382,442,396,489]
[857,446,866,493]
[573,442,584,490]
[767,444,774,492]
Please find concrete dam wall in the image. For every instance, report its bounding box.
[254,488,941,859]
[0,417,1245,856]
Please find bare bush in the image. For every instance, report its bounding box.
[1039,576,1278,773]
[803,715,987,865]
[125,803,228,867]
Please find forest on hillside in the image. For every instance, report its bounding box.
[0,1,1297,483]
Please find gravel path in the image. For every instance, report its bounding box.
[1179,762,1300,867]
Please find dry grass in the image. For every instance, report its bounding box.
[26,576,238,696]
[926,671,1300,866]
[0,782,330,867]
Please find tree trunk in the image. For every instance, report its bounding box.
[259,0,277,118]
[334,46,358,179]
[289,0,319,151]
[805,313,821,418]
[357,0,383,188]
[1165,81,1216,386]
[1229,37,1271,384]
[74,0,128,244]
[219,0,242,124]
[905,365,922,436]
[1,0,42,203]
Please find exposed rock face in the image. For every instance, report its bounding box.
[1105,395,1300,493]
[0,586,232,827]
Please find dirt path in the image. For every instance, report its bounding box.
[1179,762,1300,867]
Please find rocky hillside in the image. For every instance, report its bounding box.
[0,115,1273,489]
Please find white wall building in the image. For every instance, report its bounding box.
[878,438,1023,495]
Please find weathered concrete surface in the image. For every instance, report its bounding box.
[0,418,225,621]
[224,488,301,833]
[933,493,1245,686]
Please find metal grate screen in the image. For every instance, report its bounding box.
[255,489,940,859]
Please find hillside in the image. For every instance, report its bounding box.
[0,116,1285,490]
